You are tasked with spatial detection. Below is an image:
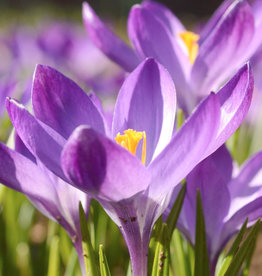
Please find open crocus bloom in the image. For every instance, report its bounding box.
[82,0,262,113]
[4,57,253,275]
[178,145,262,275]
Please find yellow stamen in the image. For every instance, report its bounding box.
[179,31,199,64]
[141,131,146,165]
[115,129,146,165]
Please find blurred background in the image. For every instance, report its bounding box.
[0,0,224,23]
[1,1,262,276]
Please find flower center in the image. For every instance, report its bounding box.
[179,31,199,64]
[115,129,146,165]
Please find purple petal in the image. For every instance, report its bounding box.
[15,130,90,240]
[206,63,254,156]
[32,64,105,139]
[251,45,262,92]
[37,162,90,237]
[82,2,140,72]
[140,1,185,35]
[0,142,58,210]
[112,58,176,164]
[15,132,36,163]
[247,0,262,55]
[199,0,234,44]
[61,126,150,201]
[227,151,262,217]
[6,98,66,180]
[128,4,192,110]
[0,142,89,240]
[181,146,232,257]
[192,0,254,96]
[148,92,221,198]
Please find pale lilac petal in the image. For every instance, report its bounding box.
[82,2,140,72]
[128,4,192,110]
[247,0,262,55]
[32,64,105,138]
[15,133,90,241]
[61,126,150,202]
[199,0,234,44]
[141,1,185,35]
[192,1,254,96]
[15,132,90,238]
[227,151,262,218]
[6,98,66,180]
[251,45,262,91]
[112,58,176,164]
[205,63,254,156]
[148,93,221,198]
[38,162,90,237]
[0,142,58,211]
[0,141,88,239]
[181,146,231,258]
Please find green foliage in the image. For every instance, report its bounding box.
[79,202,99,276]
[99,244,111,276]
[194,190,210,276]
[0,186,260,276]
[151,223,170,276]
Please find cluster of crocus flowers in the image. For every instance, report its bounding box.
[82,0,262,113]
[1,0,262,274]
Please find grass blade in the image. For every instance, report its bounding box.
[79,202,99,276]
[47,235,60,276]
[166,183,186,239]
[99,244,111,276]
[194,190,209,276]
[224,219,261,276]
[217,218,248,276]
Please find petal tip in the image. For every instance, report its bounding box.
[82,2,95,22]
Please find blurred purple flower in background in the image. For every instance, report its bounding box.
[83,0,262,113]
[35,21,124,95]
[0,20,124,139]
[177,145,262,274]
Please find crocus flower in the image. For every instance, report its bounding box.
[0,55,242,274]
[177,145,262,275]
[4,56,252,275]
[0,133,90,274]
[82,0,262,113]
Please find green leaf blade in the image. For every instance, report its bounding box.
[194,190,210,276]
[151,223,170,276]
[79,202,99,276]
[217,218,248,276]
[224,219,261,276]
[99,244,111,276]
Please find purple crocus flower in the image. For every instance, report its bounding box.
[0,56,244,274]
[3,57,252,275]
[177,145,262,275]
[82,0,262,113]
[0,134,89,274]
